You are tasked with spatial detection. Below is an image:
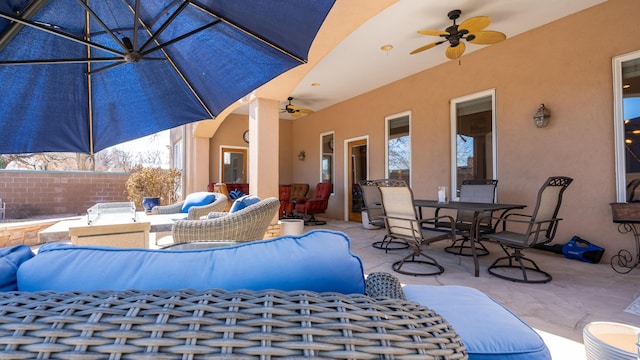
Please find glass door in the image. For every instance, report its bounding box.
[221,147,247,183]
[348,139,367,222]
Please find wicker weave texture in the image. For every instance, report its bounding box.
[152,194,228,220]
[0,288,466,359]
[172,197,280,243]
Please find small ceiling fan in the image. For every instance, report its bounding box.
[410,9,506,60]
[281,97,314,117]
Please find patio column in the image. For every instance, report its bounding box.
[248,98,279,199]
[184,123,210,196]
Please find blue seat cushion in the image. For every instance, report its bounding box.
[229,194,261,213]
[0,245,34,291]
[404,285,551,360]
[181,192,216,213]
[17,230,365,294]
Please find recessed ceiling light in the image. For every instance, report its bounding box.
[623,84,631,89]
[311,82,320,87]
[380,44,393,52]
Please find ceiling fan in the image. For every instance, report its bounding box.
[281,97,314,117]
[410,9,506,60]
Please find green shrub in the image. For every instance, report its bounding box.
[125,166,181,209]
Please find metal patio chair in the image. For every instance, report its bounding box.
[441,179,498,256]
[359,179,408,251]
[376,179,455,276]
[480,176,573,283]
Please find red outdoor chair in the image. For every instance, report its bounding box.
[295,182,331,225]
[278,184,291,219]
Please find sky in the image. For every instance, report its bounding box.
[108,129,171,168]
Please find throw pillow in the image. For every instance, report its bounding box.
[229,195,261,213]
[0,244,34,291]
[181,192,216,213]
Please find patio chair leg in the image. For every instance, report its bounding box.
[487,248,552,283]
[373,235,409,252]
[303,213,326,226]
[444,236,490,257]
[392,246,444,276]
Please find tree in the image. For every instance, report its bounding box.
[125,165,182,209]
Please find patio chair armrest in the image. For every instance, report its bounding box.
[205,212,228,219]
[151,201,184,215]
[295,197,310,205]
[187,195,228,220]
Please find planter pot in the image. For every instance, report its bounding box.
[279,219,304,235]
[142,196,161,212]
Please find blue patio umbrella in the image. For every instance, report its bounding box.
[0,0,335,154]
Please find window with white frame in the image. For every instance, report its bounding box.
[386,112,411,184]
[450,89,497,200]
[320,131,334,192]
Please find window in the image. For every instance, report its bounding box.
[386,112,411,184]
[450,89,496,200]
[614,51,640,201]
[320,132,334,192]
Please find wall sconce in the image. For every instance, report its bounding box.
[533,103,551,128]
[298,151,306,161]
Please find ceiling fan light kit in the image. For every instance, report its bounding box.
[281,97,314,118]
[411,9,506,60]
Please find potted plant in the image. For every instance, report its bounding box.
[125,165,181,211]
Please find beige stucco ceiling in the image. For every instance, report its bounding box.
[225,0,607,121]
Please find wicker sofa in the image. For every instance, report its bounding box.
[2,230,550,359]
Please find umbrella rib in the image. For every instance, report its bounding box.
[75,0,128,52]
[0,57,125,66]
[141,20,221,57]
[138,0,191,53]
[0,10,124,57]
[189,1,306,64]
[0,0,48,53]
[87,61,127,75]
[133,0,141,50]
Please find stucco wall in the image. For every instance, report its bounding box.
[203,0,638,255]
[0,170,129,219]
[208,113,294,185]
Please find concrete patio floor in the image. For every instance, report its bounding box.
[317,219,640,360]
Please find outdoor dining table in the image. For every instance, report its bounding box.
[414,199,526,277]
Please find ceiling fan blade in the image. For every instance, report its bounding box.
[418,29,449,36]
[410,41,443,55]
[299,108,314,114]
[291,111,302,117]
[459,16,491,33]
[468,30,506,45]
[446,42,465,59]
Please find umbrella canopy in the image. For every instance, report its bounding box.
[0,0,335,154]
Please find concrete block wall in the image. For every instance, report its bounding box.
[0,170,130,219]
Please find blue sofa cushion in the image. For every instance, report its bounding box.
[404,285,551,360]
[229,194,260,213]
[17,230,365,294]
[181,192,216,213]
[0,245,34,291]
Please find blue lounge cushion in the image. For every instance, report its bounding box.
[181,192,216,213]
[229,194,261,213]
[404,285,551,360]
[0,245,34,291]
[17,230,365,294]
